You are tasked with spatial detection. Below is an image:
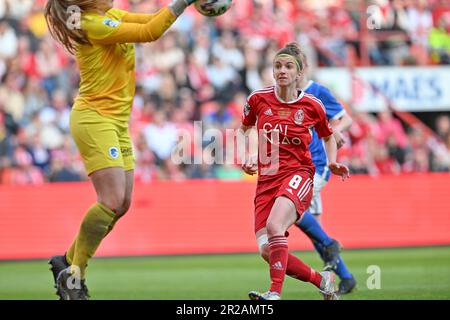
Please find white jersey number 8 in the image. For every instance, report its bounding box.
[288,175,303,189]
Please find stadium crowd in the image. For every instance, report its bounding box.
[1,0,450,184]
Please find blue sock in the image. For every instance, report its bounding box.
[297,211,333,247]
[335,256,353,280]
[313,241,325,260]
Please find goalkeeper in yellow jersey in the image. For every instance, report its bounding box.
[44,0,196,300]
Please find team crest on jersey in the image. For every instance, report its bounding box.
[243,103,250,117]
[103,18,120,28]
[109,147,119,159]
[294,109,304,125]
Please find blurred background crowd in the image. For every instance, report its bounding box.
[1,0,450,184]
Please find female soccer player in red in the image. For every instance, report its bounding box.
[240,42,350,300]
[44,0,197,300]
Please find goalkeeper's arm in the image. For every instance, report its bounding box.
[90,1,197,45]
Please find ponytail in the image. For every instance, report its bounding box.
[44,0,96,54]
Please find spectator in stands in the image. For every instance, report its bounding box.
[0,18,18,62]
[0,71,25,123]
[430,114,450,172]
[134,131,158,183]
[6,144,45,185]
[406,0,433,63]
[48,154,82,182]
[143,110,178,163]
[429,12,450,64]
[436,114,450,140]
[373,143,401,174]
[376,110,408,165]
[375,0,412,65]
[28,134,51,175]
[35,37,64,99]
[406,126,431,172]
[5,0,33,20]
[0,111,15,182]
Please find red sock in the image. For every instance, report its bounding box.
[286,253,323,289]
[268,235,289,294]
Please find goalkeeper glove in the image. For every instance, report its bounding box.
[170,0,196,17]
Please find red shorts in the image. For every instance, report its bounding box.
[254,171,314,234]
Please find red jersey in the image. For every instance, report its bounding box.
[242,86,333,188]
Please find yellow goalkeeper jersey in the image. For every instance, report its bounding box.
[73,7,176,122]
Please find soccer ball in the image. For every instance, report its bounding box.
[194,0,232,17]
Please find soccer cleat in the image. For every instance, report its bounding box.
[338,276,357,295]
[49,255,70,285]
[319,271,339,300]
[55,267,90,300]
[322,239,342,271]
[248,291,281,300]
[49,255,70,300]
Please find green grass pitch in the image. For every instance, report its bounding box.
[0,246,449,300]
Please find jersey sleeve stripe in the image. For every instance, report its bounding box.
[247,86,275,101]
[305,93,327,115]
[330,109,346,120]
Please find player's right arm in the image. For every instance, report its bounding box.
[239,125,258,176]
[239,97,259,176]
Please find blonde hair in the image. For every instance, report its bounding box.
[45,0,99,54]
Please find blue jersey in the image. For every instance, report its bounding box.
[304,80,346,178]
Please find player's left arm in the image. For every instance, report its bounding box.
[323,135,349,180]
[314,100,350,181]
[319,86,353,148]
[331,112,353,133]
[109,7,160,24]
[122,12,159,24]
[87,1,196,45]
[119,0,196,23]
[85,7,177,44]
[331,112,353,149]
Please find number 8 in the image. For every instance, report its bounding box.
[288,175,302,189]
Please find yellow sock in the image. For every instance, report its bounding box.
[66,212,121,265]
[69,203,115,278]
[104,213,122,238]
[66,240,75,265]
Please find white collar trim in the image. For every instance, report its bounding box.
[274,88,305,104]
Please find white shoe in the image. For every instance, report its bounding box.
[319,271,339,300]
[248,290,281,300]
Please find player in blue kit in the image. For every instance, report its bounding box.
[294,51,357,295]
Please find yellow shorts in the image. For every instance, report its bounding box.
[70,108,135,175]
